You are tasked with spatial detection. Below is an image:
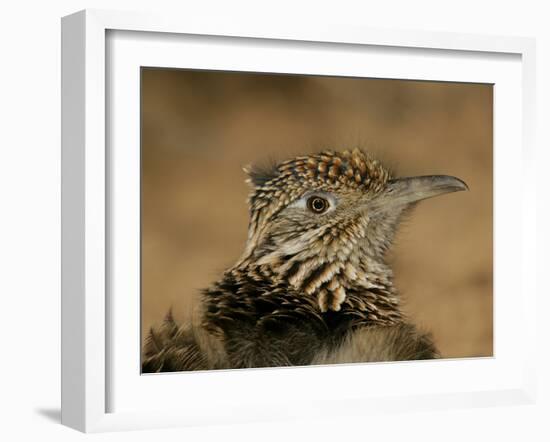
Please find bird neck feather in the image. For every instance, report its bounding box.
[225,250,403,325]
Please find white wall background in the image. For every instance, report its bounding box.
[0,1,547,441]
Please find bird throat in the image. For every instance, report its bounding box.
[229,249,404,326]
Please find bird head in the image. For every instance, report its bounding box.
[237,148,467,312]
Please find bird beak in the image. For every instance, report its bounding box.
[381,175,468,209]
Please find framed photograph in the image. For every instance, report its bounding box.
[61,9,537,432]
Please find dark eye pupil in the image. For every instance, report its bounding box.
[308,197,328,213]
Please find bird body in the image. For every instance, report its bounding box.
[142,149,467,373]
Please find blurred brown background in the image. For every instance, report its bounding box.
[141,68,493,359]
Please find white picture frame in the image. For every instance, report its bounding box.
[61,9,537,433]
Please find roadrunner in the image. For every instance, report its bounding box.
[142,148,467,372]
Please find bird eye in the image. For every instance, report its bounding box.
[307,196,329,214]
